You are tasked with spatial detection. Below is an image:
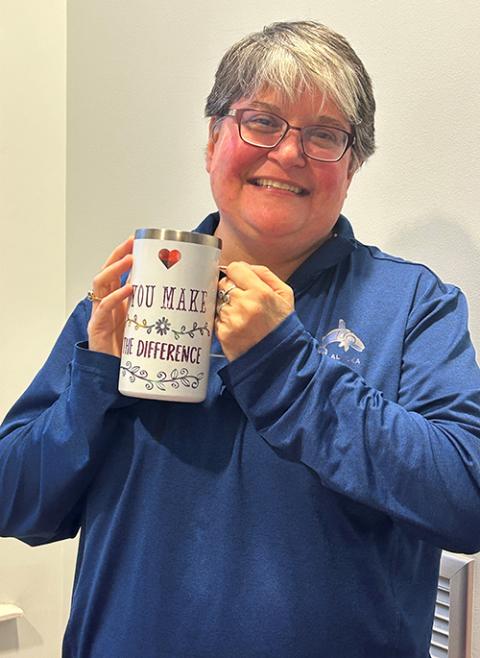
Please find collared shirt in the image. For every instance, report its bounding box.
[1,214,479,657]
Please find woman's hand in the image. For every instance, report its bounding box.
[215,262,295,361]
[87,236,134,357]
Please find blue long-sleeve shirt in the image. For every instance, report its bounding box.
[1,213,480,657]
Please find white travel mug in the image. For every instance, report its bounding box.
[118,229,222,402]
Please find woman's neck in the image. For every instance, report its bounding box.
[215,220,331,282]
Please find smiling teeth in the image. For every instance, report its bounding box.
[253,179,304,194]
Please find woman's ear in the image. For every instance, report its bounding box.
[206,117,220,173]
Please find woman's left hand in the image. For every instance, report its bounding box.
[215,262,295,361]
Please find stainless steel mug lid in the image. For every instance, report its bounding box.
[134,229,221,249]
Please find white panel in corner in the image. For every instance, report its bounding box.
[430,552,474,658]
[0,603,24,623]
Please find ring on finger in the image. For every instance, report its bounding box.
[217,293,231,314]
[216,295,229,313]
[217,285,237,306]
[87,290,104,303]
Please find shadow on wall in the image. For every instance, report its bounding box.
[0,616,43,654]
[0,619,19,652]
[383,213,480,347]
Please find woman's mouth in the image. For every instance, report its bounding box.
[248,178,309,196]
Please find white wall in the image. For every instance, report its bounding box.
[2,0,479,655]
[0,1,74,657]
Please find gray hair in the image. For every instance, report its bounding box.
[205,21,376,167]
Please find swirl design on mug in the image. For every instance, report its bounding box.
[126,314,210,339]
[120,361,204,391]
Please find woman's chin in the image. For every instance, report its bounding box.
[245,215,306,240]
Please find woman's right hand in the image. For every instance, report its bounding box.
[87,236,134,357]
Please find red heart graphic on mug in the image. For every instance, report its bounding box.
[158,248,181,269]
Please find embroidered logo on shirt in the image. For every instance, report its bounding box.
[319,320,365,360]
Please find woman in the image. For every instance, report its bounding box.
[1,21,480,658]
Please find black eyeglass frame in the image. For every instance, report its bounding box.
[225,108,356,163]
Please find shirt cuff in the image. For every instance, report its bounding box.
[72,341,138,408]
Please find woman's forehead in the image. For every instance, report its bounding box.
[233,86,347,123]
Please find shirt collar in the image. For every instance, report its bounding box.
[194,212,356,291]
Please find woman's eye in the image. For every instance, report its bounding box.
[244,114,282,131]
[309,128,342,144]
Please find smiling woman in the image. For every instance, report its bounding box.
[207,90,357,277]
[1,19,480,658]
[203,22,374,276]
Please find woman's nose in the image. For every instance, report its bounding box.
[267,127,307,167]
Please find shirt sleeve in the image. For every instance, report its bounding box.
[0,300,136,546]
[219,274,480,554]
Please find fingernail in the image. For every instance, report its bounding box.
[218,265,228,273]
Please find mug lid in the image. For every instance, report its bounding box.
[135,228,221,249]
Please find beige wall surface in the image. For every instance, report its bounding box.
[0,1,73,657]
[1,0,479,655]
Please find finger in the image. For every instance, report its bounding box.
[217,275,233,290]
[101,235,134,270]
[91,283,133,318]
[224,261,272,292]
[214,315,226,338]
[248,265,290,293]
[247,265,294,305]
[92,254,133,297]
[217,276,240,295]
[88,283,133,355]
[216,290,234,317]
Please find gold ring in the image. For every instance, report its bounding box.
[87,290,103,303]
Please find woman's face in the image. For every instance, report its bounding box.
[206,88,356,259]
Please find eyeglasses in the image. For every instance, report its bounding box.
[225,108,355,163]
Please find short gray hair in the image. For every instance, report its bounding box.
[205,21,375,167]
